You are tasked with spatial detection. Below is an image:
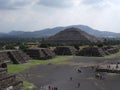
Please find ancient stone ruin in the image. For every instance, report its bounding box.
[0,67,23,90]
[96,63,120,73]
[77,47,105,57]
[0,50,30,89]
[7,50,31,64]
[24,48,55,60]
[77,46,120,57]
[0,51,11,68]
[0,50,31,64]
[54,46,77,55]
[102,46,119,55]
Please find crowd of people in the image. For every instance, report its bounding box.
[40,85,58,90]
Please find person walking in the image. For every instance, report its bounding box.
[70,77,72,81]
[48,85,51,90]
[77,82,80,88]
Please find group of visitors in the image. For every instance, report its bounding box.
[40,85,58,90]
[47,85,58,90]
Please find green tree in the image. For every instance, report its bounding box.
[19,44,28,50]
[5,44,15,49]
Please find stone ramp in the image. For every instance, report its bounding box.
[41,48,55,59]
[17,50,31,61]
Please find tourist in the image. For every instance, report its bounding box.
[77,69,81,73]
[77,82,80,88]
[48,85,51,90]
[70,77,72,81]
[116,64,119,69]
[54,87,58,90]
[51,87,54,90]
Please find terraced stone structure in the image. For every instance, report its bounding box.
[0,50,30,89]
[0,50,31,64]
[0,51,11,68]
[0,68,23,90]
[54,46,77,55]
[78,47,105,57]
[7,50,31,64]
[96,64,120,73]
[102,46,119,55]
[24,48,55,60]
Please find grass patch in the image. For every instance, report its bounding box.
[87,77,95,80]
[8,56,73,73]
[20,81,36,90]
[104,50,120,58]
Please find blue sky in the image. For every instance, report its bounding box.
[0,0,120,33]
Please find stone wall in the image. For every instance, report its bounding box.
[0,68,23,90]
[7,50,31,64]
[54,46,77,55]
[24,48,55,60]
[0,51,11,65]
[77,47,105,57]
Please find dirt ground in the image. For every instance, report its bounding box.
[20,56,120,90]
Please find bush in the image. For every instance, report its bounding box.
[5,44,15,49]
[97,43,104,48]
[19,44,28,50]
[39,43,49,48]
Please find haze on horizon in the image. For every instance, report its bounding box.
[0,0,120,33]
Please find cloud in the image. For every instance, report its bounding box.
[37,0,75,8]
[0,0,35,10]
[0,0,14,9]
[81,0,104,5]
[0,0,120,33]
[80,0,111,9]
[0,0,76,10]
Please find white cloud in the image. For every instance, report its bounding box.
[37,0,74,8]
[0,0,120,33]
[0,0,36,10]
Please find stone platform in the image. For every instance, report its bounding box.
[96,64,120,73]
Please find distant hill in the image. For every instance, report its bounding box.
[0,33,7,37]
[8,27,66,38]
[47,27,100,43]
[0,25,120,38]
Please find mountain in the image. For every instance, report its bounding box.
[8,27,65,38]
[48,27,99,43]
[69,25,120,38]
[0,25,120,38]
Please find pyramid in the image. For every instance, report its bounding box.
[47,27,100,43]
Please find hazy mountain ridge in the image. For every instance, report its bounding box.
[0,25,120,38]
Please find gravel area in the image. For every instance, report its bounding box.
[20,56,120,90]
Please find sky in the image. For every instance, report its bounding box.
[0,0,120,33]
